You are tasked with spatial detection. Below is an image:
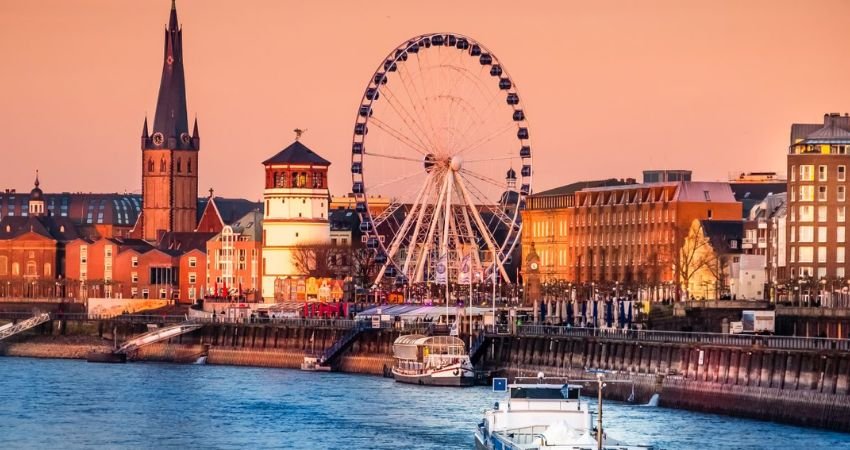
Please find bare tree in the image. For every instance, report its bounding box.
[291,243,348,279]
[676,219,718,300]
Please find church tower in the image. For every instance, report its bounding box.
[139,0,199,241]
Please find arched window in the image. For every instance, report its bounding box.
[291,173,298,188]
[0,256,7,276]
[298,172,307,188]
[176,158,182,173]
[44,263,51,277]
[187,158,193,174]
[278,172,287,188]
[160,158,166,172]
[26,261,37,276]
[148,159,154,172]
[11,262,19,276]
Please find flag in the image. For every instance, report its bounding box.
[458,254,471,284]
[435,254,447,284]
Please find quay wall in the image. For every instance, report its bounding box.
[482,335,850,431]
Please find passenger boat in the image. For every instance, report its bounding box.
[474,375,655,450]
[391,334,475,386]
[300,356,331,372]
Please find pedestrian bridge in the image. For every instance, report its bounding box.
[0,313,51,341]
[115,321,203,355]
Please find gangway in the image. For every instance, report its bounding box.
[115,321,202,354]
[0,313,51,341]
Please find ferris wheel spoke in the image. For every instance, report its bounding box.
[453,171,511,283]
[393,66,441,152]
[453,121,516,158]
[414,171,449,282]
[464,155,519,163]
[410,49,445,155]
[458,168,508,191]
[449,68,509,153]
[458,171,520,231]
[379,82,438,153]
[363,151,423,163]
[366,169,424,193]
[369,116,429,155]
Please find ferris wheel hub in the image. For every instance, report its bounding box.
[450,155,463,172]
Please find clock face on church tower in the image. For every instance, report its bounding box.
[152,132,164,146]
[530,262,539,271]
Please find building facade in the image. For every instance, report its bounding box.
[261,139,331,301]
[136,1,200,241]
[786,113,850,284]
[522,179,742,301]
[206,210,263,300]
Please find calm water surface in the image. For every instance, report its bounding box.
[1,358,849,449]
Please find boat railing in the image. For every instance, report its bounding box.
[498,425,549,446]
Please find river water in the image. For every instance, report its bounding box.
[1,358,849,449]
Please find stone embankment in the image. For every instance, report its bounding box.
[482,333,850,431]
[0,335,110,359]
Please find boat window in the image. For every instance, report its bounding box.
[510,387,576,400]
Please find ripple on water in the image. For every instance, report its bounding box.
[0,358,849,450]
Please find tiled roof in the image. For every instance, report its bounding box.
[262,141,331,166]
[196,197,262,225]
[157,231,217,253]
[0,216,79,241]
[534,179,634,197]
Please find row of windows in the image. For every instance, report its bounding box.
[791,164,847,182]
[271,171,325,189]
[792,267,846,279]
[790,206,846,223]
[793,185,846,202]
[789,226,846,243]
[0,256,51,277]
[532,211,679,238]
[790,246,847,264]
[147,157,193,174]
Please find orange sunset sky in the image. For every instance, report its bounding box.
[2,0,850,200]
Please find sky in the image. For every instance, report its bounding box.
[2,0,850,200]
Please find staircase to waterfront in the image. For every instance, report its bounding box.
[468,332,488,363]
[0,313,51,341]
[319,323,367,368]
[115,322,203,355]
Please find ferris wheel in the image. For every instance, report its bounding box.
[350,33,532,287]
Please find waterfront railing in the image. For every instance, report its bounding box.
[510,325,850,351]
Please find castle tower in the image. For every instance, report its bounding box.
[139,0,199,241]
[260,135,331,301]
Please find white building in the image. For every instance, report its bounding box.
[260,139,331,301]
[729,254,767,300]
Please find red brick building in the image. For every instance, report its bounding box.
[206,210,263,300]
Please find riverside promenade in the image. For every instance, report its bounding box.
[2,312,850,431]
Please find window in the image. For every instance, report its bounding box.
[148,159,154,172]
[707,209,712,219]
[189,272,197,284]
[189,257,197,268]
[131,256,139,267]
[839,206,846,223]
[799,185,814,201]
[131,272,138,283]
[44,263,51,277]
[799,226,814,243]
[160,158,166,172]
[80,246,87,264]
[188,158,193,174]
[839,186,846,202]
[839,226,846,243]
[840,248,847,264]
[176,158,182,173]
[819,165,828,181]
[189,287,196,300]
[840,165,846,182]
[818,186,827,202]
[0,256,6,275]
[818,206,827,222]
[818,247,827,263]
[799,205,813,222]
[791,165,796,182]
[798,246,813,263]
[800,165,814,181]
[26,261,36,276]
[790,226,796,242]
[839,267,846,278]
[818,226,827,243]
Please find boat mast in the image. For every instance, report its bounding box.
[597,373,604,450]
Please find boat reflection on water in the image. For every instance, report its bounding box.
[475,373,655,450]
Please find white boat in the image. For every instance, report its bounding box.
[300,356,331,372]
[474,375,655,450]
[391,334,475,386]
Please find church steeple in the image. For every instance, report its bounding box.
[148,0,194,150]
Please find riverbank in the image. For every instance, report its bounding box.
[0,335,111,359]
